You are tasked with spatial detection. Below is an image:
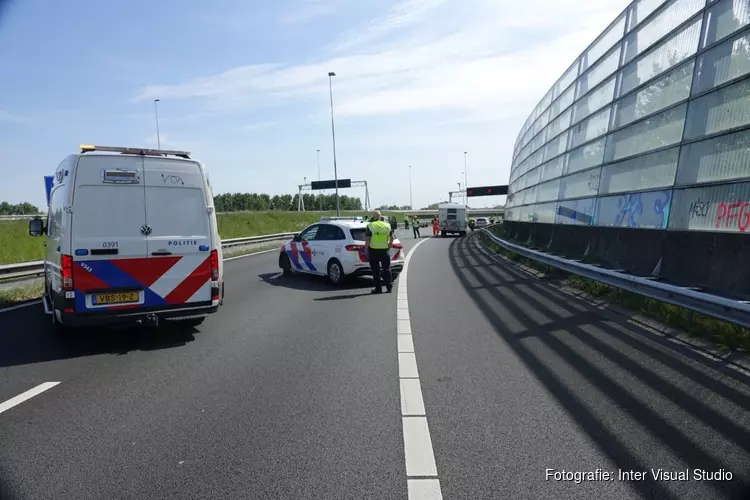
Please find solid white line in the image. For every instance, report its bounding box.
[398,334,415,353]
[0,382,60,415]
[396,237,443,498]
[397,319,412,334]
[399,353,419,378]
[0,299,42,314]
[403,417,439,476]
[400,378,426,416]
[407,479,444,500]
[223,247,278,261]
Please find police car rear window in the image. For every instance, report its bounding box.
[350,228,367,241]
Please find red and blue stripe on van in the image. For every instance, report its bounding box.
[72,256,211,311]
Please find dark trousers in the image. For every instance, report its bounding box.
[369,248,392,289]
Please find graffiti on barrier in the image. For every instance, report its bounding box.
[594,190,671,229]
[556,197,596,225]
[688,197,711,218]
[715,201,750,232]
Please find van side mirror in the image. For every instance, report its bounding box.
[292,233,301,242]
[29,218,45,237]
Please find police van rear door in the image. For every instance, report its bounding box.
[70,154,150,311]
[142,157,213,307]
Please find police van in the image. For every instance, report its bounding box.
[29,144,225,332]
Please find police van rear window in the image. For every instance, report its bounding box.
[447,208,457,213]
[350,228,367,241]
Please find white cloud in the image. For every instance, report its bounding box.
[132,0,628,129]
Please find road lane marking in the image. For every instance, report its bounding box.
[408,479,443,500]
[399,353,420,378]
[224,247,279,261]
[0,382,60,415]
[403,417,439,476]
[0,300,43,314]
[398,335,415,353]
[397,237,442,499]
[400,379,426,416]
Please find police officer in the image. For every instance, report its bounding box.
[365,210,394,294]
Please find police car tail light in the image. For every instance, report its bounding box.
[391,242,403,249]
[210,250,219,281]
[61,254,74,291]
[345,244,365,251]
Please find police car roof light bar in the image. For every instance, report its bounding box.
[79,144,192,159]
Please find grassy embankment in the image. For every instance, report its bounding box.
[478,228,750,354]
[0,211,402,305]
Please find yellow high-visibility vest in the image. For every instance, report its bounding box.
[368,220,392,249]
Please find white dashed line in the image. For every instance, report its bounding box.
[0,299,42,314]
[0,382,60,415]
[398,238,443,499]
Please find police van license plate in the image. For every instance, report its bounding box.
[92,291,139,305]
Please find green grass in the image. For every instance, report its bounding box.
[478,232,750,354]
[0,220,46,264]
[0,283,44,308]
[0,210,417,265]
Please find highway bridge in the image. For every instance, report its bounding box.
[384,208,505,217]
[0,230,747,500]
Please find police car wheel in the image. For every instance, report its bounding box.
[327,259,344,285]
[279,253,292,275]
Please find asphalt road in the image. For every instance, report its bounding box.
[0,229,749,500]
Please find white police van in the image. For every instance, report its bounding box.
[29,144,224,332]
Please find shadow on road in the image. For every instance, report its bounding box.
[0,304,197,369]
[449,234,750,500]
[258,272,375,292]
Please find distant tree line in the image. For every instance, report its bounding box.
[213,192,363,212]
[377,204,412,211]
[0,201,40,215]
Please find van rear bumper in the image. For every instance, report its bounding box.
[60,302,219,327]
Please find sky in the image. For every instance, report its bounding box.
[0,0,628,210]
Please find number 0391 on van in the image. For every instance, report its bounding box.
[29,144,225,332]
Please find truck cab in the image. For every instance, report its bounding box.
[438,203,468,237]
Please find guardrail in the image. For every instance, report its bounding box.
[479,228,750,330]
[0,233,298,282]
[0,214,46,221]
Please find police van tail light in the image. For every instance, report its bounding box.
[210,250,219,281]
[345,244,365,251]
[392,242,403,249]
[61,254,74,291]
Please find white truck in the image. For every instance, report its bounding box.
[438,203,468,237]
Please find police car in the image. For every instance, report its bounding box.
[278,217,405,285]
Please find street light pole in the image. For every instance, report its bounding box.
[154,99,161,150]
[316,149,321,211]
[463,151,468,198]
[409,165,413,210]
[328,72,340,216]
